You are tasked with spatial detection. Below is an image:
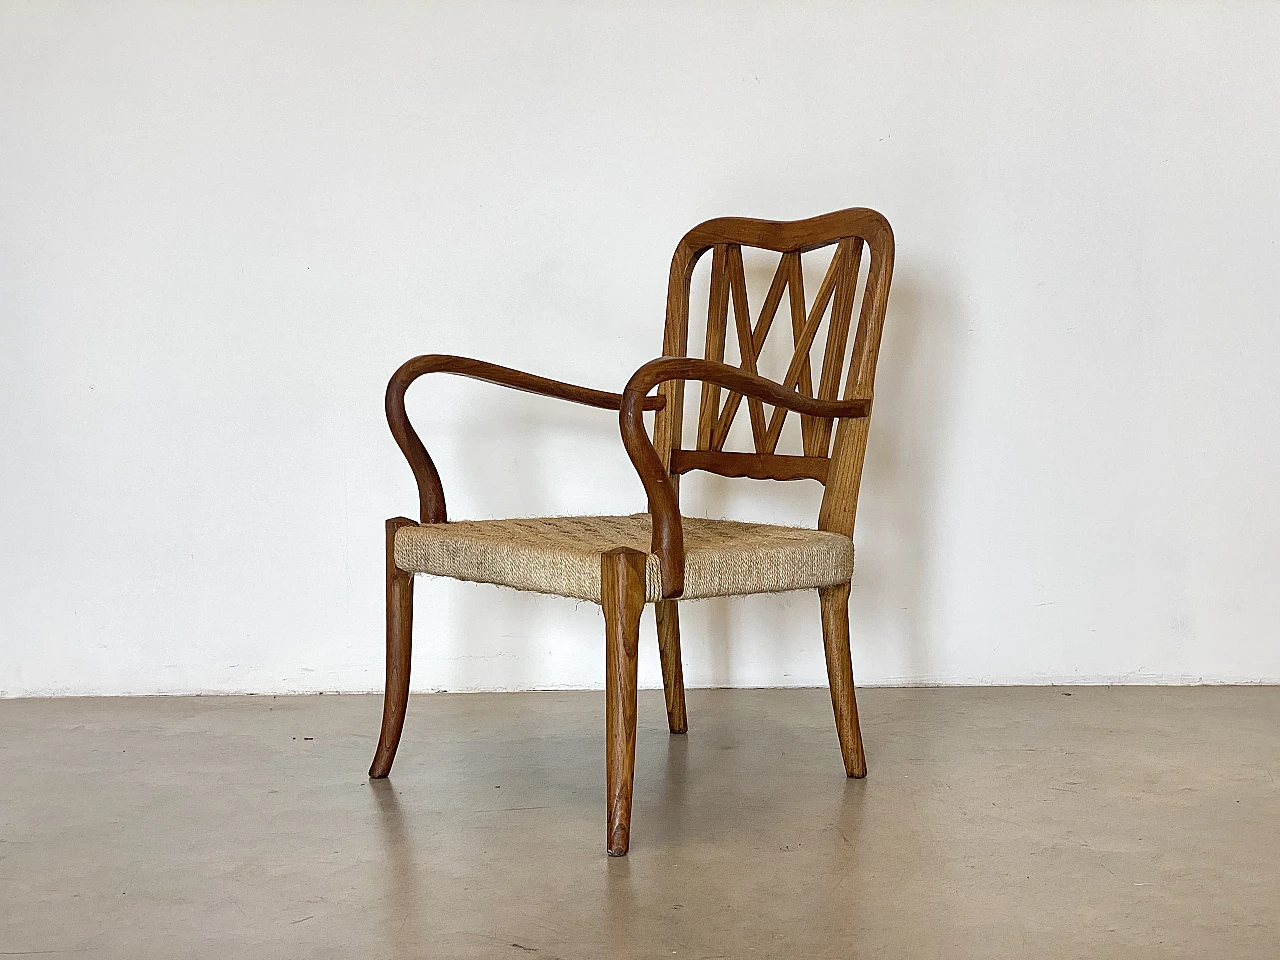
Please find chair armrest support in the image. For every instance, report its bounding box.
[619,357,871,599]
[388,354,666,524]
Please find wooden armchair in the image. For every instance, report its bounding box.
[370,208,895,855]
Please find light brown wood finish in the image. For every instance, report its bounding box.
[818,415,872,537]
[819,581,867,778]
[654,599,688,734]
[377,208,895,854]
[633,207,895,598]
[760,245,845,455]
[602,547,646,856]
[695,245,731,451]
[670,449,829,483]
[386,354,664,524]
[785,251,822,457]
[708,248,791,452]
[369,517,417,779]
[725,244,769,450]
[812,239,863,456]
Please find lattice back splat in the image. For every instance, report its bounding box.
[652,208,895,536]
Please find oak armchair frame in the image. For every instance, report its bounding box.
[373,208,895,855]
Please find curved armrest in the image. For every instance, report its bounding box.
[388,354,666,523]
[619,357,871,599]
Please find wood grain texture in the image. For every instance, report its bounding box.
[670,450,829,483]
[602,547,646,856]
[386,354,664,524]
[725,244,769,450]
[369,517,418,779]
[654,599,688,735]
[818,226,894,534]
[760,246,843,455]
[709,249,791,452]
[670,207,893,256]
[819,581,867,779]
[784,251,821,457]
[812,238,863,457]
[696,245,731,451]
[652,234,693,482]
[818,416,871,537]
[660,207,894,540]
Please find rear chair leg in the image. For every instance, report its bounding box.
[818,582,867,778]
[655,599,688,734]
[602,547,646,856]
[370,517,416,779]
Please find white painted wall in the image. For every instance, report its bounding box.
[3,1,1279,696]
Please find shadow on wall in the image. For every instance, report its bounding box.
[852,258,970,683]
[679,255,969,687]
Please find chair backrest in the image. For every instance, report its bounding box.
[652,208,894,537]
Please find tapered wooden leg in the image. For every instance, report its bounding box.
[602,547,645,856]
[819,582,867,778]
[370,517,417,779]
[654,599,688,734]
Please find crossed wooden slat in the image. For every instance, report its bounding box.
[695,239,865,459]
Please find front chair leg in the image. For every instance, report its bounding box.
[654,599,688,734]
[370,517,417,779]
[818,582,867,778]
[602,547,646,856]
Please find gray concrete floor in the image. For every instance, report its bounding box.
[1,687,1277,958]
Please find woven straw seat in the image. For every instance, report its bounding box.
[393,514,853,604]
